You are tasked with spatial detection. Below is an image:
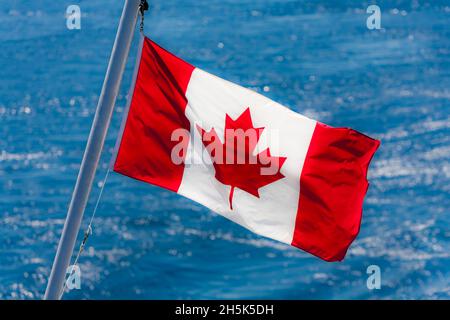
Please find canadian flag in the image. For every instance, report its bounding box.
[112,36,380,261]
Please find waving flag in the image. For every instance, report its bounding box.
[112,36,380,261]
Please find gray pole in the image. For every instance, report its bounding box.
[44,0,142,300]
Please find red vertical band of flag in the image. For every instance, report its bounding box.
[292,123,380,261]
[114,38,194,191]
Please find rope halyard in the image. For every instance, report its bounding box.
[59,168,111,299]
[139,0,149,33]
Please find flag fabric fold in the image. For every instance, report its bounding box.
[112,36,380,261]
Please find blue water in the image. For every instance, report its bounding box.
[1,0,449,299]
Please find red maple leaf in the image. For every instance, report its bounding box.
[196,108,287,210]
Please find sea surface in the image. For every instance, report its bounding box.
[0,0,449,299]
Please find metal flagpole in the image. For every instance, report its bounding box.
[44,0,145,300]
